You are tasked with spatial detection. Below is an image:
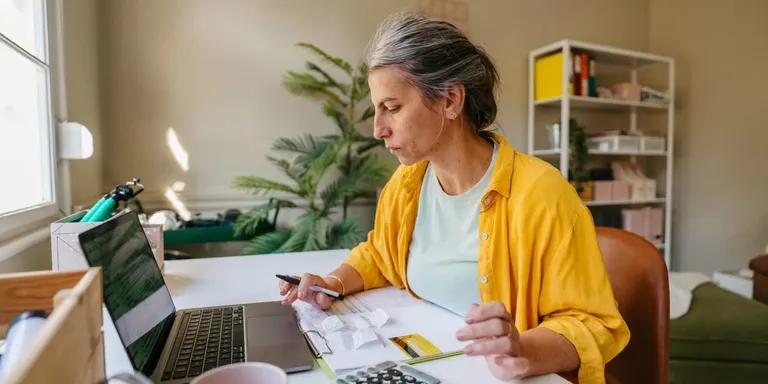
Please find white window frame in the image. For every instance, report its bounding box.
[0,0,66,247]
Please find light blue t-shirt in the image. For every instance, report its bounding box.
[407,140,498,316]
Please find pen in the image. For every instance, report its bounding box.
[276,274,344,300]
[404,350,464,365]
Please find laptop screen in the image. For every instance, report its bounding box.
[79,211,176,375]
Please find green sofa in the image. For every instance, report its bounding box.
[670,283,768,383]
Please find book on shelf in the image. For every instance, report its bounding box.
[534,50,597,100]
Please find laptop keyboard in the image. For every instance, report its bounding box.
[161,306,245,381]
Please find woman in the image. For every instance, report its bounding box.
[279,13,629,383]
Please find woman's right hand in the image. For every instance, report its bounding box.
[279,273,338,310]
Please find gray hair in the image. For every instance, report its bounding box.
[366,13,499,134]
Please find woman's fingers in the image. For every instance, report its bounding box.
[297,273,323,299]
[278,280,292,295]
[465,302,510,324]
[456,317,515,341]
[280,286,298,305]
[315,291,334,310]
[464,334,521,357]
[278,272,336,309]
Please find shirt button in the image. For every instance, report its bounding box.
[480,275,489,284]
[483,197,493,206]
[480,232,489,240]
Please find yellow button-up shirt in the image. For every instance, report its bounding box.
[345,133,629,383]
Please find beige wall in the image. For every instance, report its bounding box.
[64,0,104,208]
[649,0,768,273]
[99,0,414,215]
[98,0,649,223]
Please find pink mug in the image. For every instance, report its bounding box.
[190,362,287,384]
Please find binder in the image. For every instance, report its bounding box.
[303,329,333,357]
[580,52,589,96]
[534,52,573,100]
[292,287,466,373]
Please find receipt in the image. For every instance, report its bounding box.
[352,328,380,349]
[321,315,345,333]
[350,314,371,330]
[361,308,389,328]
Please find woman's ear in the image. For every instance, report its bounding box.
[443,83,465,120]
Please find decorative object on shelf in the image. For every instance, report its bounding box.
[233,43,392,254]
[640,136,666,153]
[610,82,642,102]
[568,118,590,198]
[545,122,561,149]
[611,162,657,201]
[641,86,669,103]
[589,133,641,153]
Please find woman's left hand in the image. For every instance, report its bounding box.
[455,302,530,380]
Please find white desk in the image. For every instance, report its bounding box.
[104,250,568,384]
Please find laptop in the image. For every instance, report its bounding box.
[78,211,314,383]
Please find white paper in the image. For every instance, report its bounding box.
[362,308,389,328]
[350,314,371,330]
[321,315,345,333]
[353,328,380,349]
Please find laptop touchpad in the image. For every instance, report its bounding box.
[246,315,300,346]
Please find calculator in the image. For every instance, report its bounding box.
[335,361,440,384]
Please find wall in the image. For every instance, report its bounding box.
[649,0,768,273]
[98,0,649,230]
[65,0,104,208]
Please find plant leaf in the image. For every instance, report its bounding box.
[358,105,375,122]
[297,42,353,75]
[323,102,352,137]
[354,137,382,154]
[233,206,270,239]
[243,230,292,255]
[233,176,300,196]
[277,212,329,252]
[328,219,364,249]
[266,155,303,185]
[306,62,349,95]
[306,141,341,184]
[283,71,345,106]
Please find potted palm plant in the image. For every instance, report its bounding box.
[233,43,391,254]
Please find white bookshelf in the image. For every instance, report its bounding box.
[527,39,675,266]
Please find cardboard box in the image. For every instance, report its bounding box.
[0,268,104,383]
[51,211,164,272]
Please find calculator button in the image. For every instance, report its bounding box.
[403,375,417,383]
[389,369,403,377]
[367,377,382,384]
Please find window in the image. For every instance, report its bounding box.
[0,0,59,239]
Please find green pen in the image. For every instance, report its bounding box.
[404,350,464,365]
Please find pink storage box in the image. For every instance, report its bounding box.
[611,83,641,102]
[593,181,613,201]
[611,181,632,200]
[621,207,663,246]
